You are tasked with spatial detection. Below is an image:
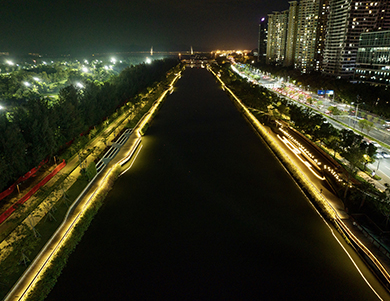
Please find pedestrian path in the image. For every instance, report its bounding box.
[96,128,133,173]
[0,103,144,262]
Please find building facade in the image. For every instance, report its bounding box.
[265,0,390,79]
[258,17,268,63]
[355,30,390,85]
[285,1,299,67]
[294,0,329,73]
[322,0,390,79]
[266,11,289,64]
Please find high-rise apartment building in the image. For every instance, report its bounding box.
[285,1,299,67]
[376,1,390,30]
[258,17,268,63]
[355,30,390,85]
[294,0,329,73]
[322,0,390,79]
[266,10,289,64]
[266,1,299,66]
[265,0,390,79]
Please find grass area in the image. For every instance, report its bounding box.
[0,176,88,300]
[0,66,182,300]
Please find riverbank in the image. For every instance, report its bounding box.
[209,65,390,294]
[1,67,183,301]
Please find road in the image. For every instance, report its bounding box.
[3,73,182,301]
[46,68,388,300]
[234,63,390,188]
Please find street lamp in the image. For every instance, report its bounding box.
[351,98,363,129]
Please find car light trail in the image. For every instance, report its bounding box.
[277,135,325,180]
[210,66,390,299]
[5,70,183,301]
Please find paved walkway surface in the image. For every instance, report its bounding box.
[0,99,149,261]
[215,68,390,291]
[3,68,390,298]
[3,72,181,301]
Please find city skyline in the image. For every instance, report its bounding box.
[1,0,290,55]
[266,0,390,83]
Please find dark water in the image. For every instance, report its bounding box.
[48,68,379,300]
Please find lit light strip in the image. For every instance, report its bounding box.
[6,71,184,301]
[119,145,143,177]
[321,212,385,300]
[118,137,141,166]
[136,71,182,137]
[277,135,325,180]
[210,67,390,297]
[10,167,115,301]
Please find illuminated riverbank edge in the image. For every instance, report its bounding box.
[4,69,183,301]
[208,65,390,294]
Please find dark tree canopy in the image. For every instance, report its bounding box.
[0,59,178,191]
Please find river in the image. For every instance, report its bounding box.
[48,67,384,300]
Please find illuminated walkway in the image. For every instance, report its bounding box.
[47,68,388,300]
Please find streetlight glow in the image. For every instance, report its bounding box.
[6,60,14,66]
[146,57,152,64]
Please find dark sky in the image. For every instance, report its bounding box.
[1,0,289,55]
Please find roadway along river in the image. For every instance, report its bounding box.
[48,68,386,300]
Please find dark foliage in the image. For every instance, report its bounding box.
[0,59,178,191]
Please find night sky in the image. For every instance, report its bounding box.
[1,0,289,55]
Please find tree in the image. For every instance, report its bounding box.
[313,122,338,143]
[338,129,366,200]
[326,135,341,158]
[328,106,342,116]
[379,184,390,226]
[358,119,366,131]
[365,120,374,134]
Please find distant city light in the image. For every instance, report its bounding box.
[111,57,116,64]
[84,59,89,64]
[146,57,152,64]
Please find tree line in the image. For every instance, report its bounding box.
[245,61,390,119]
[215,63,378,195]
[0,59,178,191]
